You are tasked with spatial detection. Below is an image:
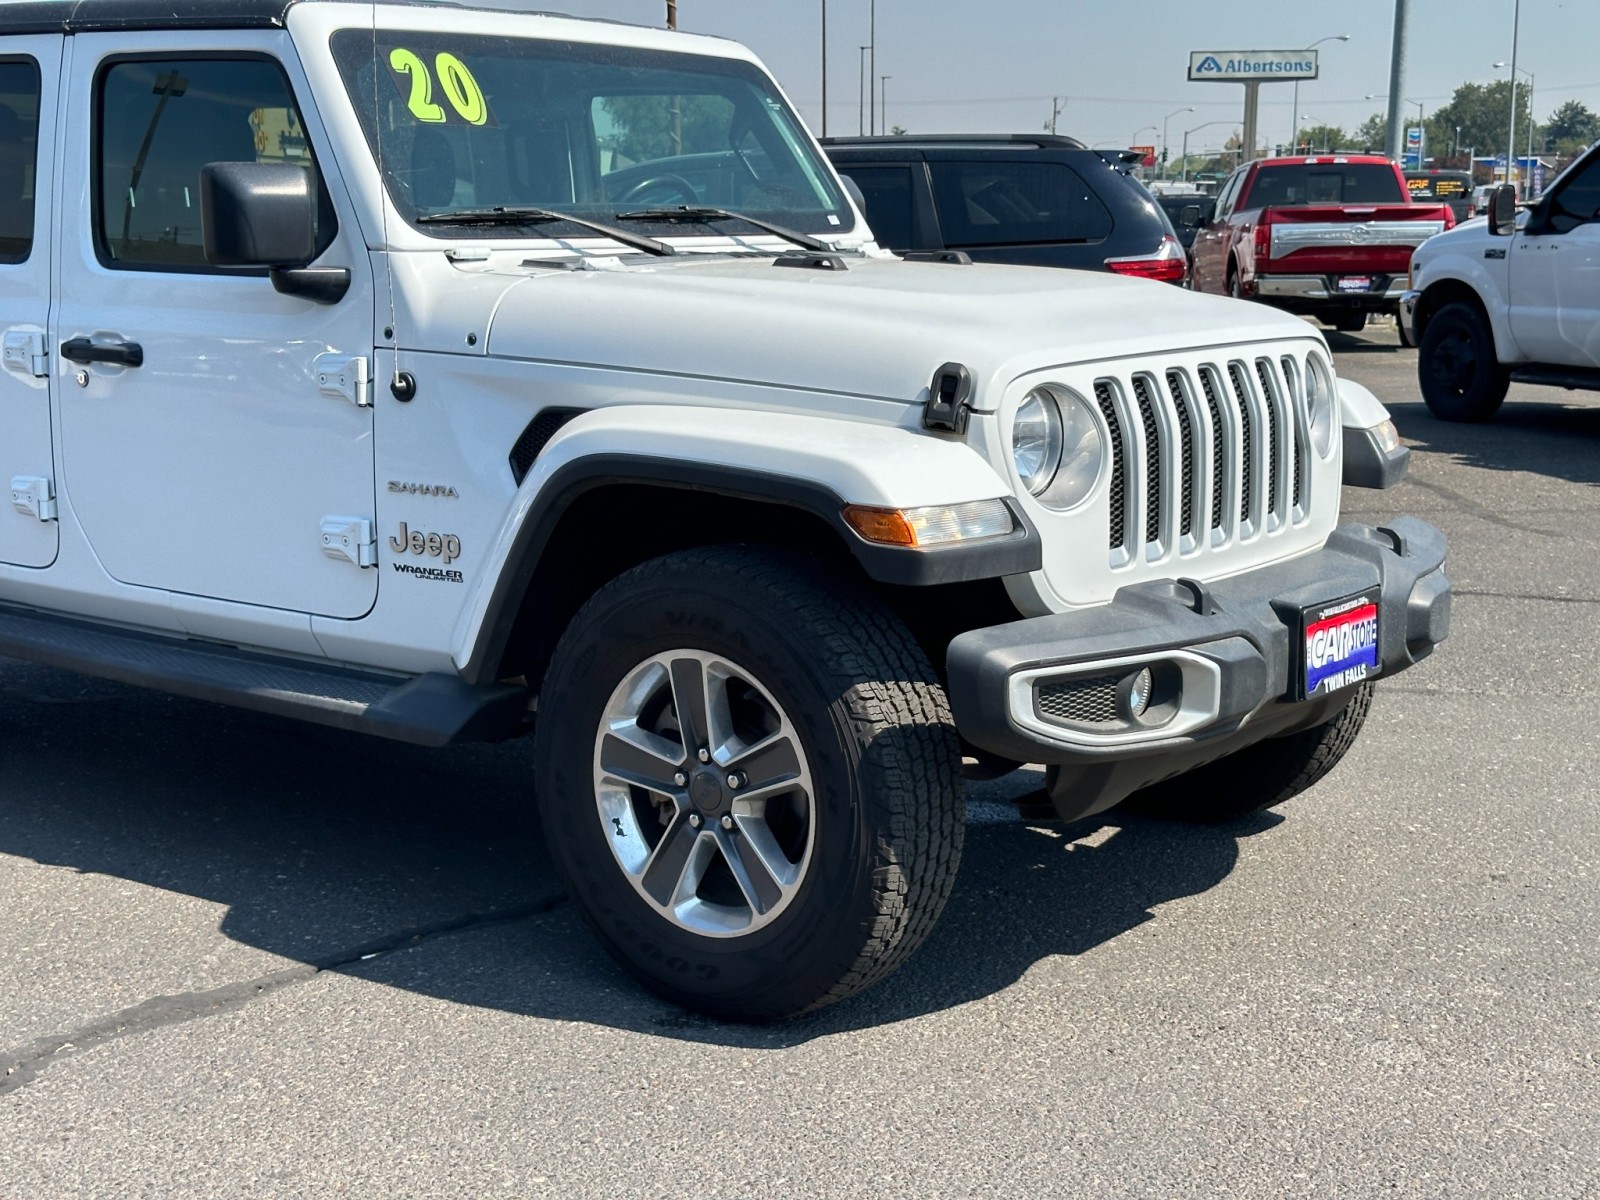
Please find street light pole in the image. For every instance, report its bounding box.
[1162,106,1193,180]
[858,46,868,137]
[880,76,890,134]
[1293,34,1349,152]
[665,0,675,28]
[868,0,875,136]
[1494,60,1534,195]
[820,0,827,137]
[1180,119,1234,185]
[1505,0,1521,195]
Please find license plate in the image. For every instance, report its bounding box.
[1299,589,1381,699]
[1336,275,1374,293]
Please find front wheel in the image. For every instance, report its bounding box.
[534,545,964,1020]
[1418,301,1510,422]
[1124,683,1374,823]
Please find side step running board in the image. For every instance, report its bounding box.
[0,602,528,746]
[1508,364,1600,393]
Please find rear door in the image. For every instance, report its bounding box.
[53,32,379,618]
[830,160,929,252]
[923,155,1114,270]
[0,41,60,569]
[1509,151,1600,367]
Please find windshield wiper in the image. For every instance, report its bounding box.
[613,206,832,253]
[415,207,675,257]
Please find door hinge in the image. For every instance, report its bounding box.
[314,353,371,408]
[320,516,376,568]
[3,331,49,378]
[11,475,58,521]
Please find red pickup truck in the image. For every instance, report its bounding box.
[1190,155,1454,334]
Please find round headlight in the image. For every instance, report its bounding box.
[1306,353,1338,458]
[1013,388,1064,496]
[1043,389,1105,509]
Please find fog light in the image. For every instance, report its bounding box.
[1119,666,1154,720]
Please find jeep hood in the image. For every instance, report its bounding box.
[483,255,1319,403]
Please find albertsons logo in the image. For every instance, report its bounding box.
[1197,55,1224,73]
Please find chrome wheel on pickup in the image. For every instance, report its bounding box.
[535,545,964,1020]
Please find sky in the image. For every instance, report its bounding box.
[537,0,1600,158]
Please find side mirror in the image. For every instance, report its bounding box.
[201,162,349,304]
[839,173,868,211]
[1179,205,1202,228]
[201,162,315,266]
[1488,183,1517,237]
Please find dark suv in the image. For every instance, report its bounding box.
[822,134,1186,283]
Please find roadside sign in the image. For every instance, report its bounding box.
[1187,50,1318,82]
[1129,144,1156,167]
[1406,127,1422,146]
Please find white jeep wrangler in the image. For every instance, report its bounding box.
[0,0,1448,1019]
[1404,143,1600,421]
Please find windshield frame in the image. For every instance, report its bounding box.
[327,27,856,243]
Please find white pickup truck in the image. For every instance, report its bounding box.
[1403,142,1600,421]
[0,0,1447,1019]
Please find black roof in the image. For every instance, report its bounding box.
[821,133,1090,152]
[0,1,297,33]
[0,0,625,35]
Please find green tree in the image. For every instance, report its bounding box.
[1292,123,1347,153]
[600,93,733,165]
[1425,80,1529,163]
[1352,112,1388,151]
[1543,99,1599,152]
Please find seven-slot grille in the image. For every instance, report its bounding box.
[1093,356,1310,561]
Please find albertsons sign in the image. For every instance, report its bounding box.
[1188,51,1319,82]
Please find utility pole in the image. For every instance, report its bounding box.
[820,0,827,137]
[880,75,890,134]
[665,0,675,29]
[1047,96,1064,136]
[868,0,876,136]
[1384,0,1410,161]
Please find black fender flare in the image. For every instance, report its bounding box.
[459,454,1041,685]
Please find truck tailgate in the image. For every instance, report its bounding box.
[1268,204,1447,271]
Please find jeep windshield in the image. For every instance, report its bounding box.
[330,30,854,243]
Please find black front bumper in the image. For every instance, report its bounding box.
[947,518,1449,810]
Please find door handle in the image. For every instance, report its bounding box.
[60,337,144,368]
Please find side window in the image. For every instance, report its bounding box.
[0,58,40,264]
[97,57,332,270]
[1214,170,1245,218]
[927,160,1113,247]
[1547,153,1600,234]
[839,166,916,249]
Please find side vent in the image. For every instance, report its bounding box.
[509,408,582,485]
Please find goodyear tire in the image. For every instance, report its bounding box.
[1125,682,1374,823]
[534,545,964,1020]
[1418,301,1510,422]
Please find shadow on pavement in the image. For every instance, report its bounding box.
[1387,394,1600,489]
[0,661,1272,1044]
[1323,327,1405,354]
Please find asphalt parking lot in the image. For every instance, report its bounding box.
[2,324,1597,1198]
